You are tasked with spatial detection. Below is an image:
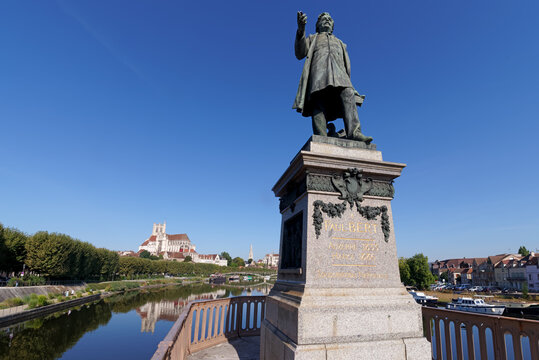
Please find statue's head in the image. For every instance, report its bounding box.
[316,12,334,34]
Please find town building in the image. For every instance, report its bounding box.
[494,255,525,290]
[471,254,510,287]
[263,253,279,268]
[139,222,197,255]
[431,257,485,285]
[138,222,226,266]
[525,254,539,291]
[117,250,138,257]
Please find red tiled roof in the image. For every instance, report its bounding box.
[140,235,157,247]
[166,252,187,259]
[167,234,190,241]
[472,258,488,265]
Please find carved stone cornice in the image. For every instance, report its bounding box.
[306,173,394,198]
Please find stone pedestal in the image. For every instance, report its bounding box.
[260,136,432,359]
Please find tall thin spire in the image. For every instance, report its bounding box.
[249,244,253,260]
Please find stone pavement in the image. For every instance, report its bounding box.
[187,336,260,360]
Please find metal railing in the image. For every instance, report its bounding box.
[422,307,539,360]
[152,296,266,360]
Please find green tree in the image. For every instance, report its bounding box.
[220,252,232,265]
[398,257,411,285]
[231,257,245,267]
[3,226,28,273]
[518,246,530,256]
[25,232,73,278]
[97,248,119,280]
[0,224,8,272]
[139,250,151,259]
[184,255,192,262]
[522,282,529,299]
[439,271,449,283]
[248,258,253,264]
[405,254,435,290]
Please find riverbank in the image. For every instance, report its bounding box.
[0,284,87,303]
[0,279,204,328]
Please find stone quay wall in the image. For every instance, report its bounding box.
[0,284,87,303]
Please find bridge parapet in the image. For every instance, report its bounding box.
[152,296,538,360]
[151,296,266,360]
[422,306,538,360]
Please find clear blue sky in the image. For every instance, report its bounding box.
[1,1,538,261]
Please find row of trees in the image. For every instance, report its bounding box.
[1,223,274,281]
[219,251,245,267]
[1,224,120,280]
[117,256,266,277]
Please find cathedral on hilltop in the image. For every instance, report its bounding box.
[138,222,226,266]
[139,222,196,255]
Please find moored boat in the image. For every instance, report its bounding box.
[447,297,505,315]
[409,291,438,306]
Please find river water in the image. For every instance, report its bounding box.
[0,284,270,360]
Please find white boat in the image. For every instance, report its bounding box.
[447,297,505,315]
[409,291,438,306]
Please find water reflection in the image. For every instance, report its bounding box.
[0,284,270,360]
[136,289,227,333]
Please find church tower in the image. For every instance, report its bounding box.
[152,221,167,253]
[249,244,253,261]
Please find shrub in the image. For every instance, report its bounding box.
[47,293,56,299]
[7,278,20,287]
[23,275,46,286]
[7,297,24,307]
[522,283,529,299]
[27,298,39,309]
[76,291,82,298]
[22,293,38,304]
[37,295,49,307]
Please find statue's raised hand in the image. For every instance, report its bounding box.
[297,11,307,31]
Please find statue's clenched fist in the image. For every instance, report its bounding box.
[297,11,307,31]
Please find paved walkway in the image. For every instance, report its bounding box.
[187,336,260,360]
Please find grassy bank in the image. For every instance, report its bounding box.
[0,278,202,311]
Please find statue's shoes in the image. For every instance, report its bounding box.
[350,130,373,144]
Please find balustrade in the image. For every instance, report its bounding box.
[151,296,265,360]
[151,296,539,360]
[422,307,539,360]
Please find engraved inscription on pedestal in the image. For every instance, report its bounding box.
[281,211,303,270]
[308,195,401,287]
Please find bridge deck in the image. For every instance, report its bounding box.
[187,336,260,360]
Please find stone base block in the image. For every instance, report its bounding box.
[265,286,426,345]
[261,321,431,360]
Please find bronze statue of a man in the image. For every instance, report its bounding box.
[293,12,372,144]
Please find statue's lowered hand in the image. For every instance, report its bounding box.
[354,90,366,107]
[297,11,307,30]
